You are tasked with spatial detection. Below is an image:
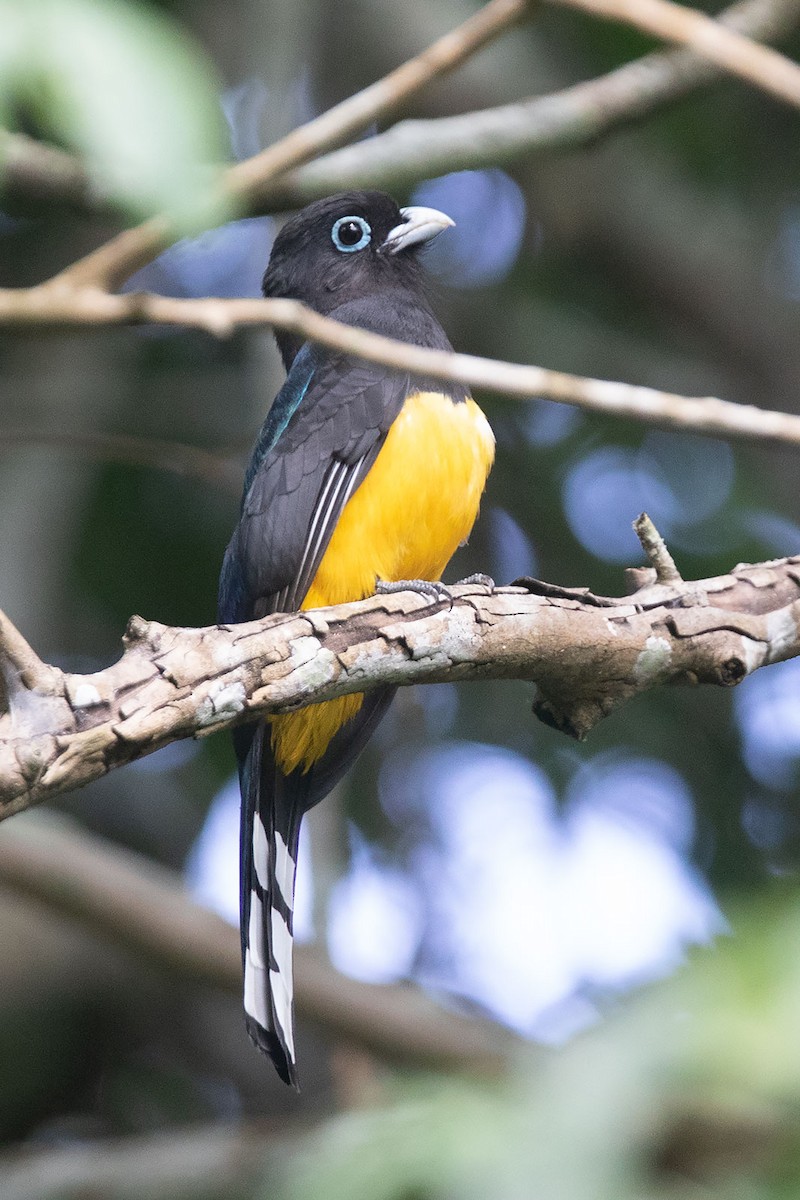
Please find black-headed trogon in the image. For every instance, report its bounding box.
[218,191,495,1086]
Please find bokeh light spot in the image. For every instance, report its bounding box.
[735,658,800,790]
[411,169,527,288]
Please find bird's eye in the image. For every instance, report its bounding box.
[331,215,371,253]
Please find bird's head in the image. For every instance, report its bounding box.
[262,190,455,367]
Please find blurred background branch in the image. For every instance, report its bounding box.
[0,429,242,491]
[0,1119,277,1200]
[3,1,798,224]
[271,0,800,210]
[0,130,111,216]
[11,0,799,297]
[48,0,535,292]
[549,0,800,107]
[0,814,518,1075]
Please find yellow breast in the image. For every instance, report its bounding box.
[271,390,494,773]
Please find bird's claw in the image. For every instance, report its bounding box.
[376,578,453,605]
[455,573,495,592]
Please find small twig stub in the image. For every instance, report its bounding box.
[633,512,684,585]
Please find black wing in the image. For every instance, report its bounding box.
[220,349,411,623]
[219,348,409,1086]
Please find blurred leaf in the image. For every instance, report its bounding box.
[0,2,25,78]
[0,0,229,225]
[277,890,800,1200]
[0,1,27,127]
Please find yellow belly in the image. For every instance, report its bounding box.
[270,390,494,773]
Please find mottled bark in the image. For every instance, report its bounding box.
[2,556,799,817]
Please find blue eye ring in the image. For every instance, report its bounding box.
[331,215,372,253]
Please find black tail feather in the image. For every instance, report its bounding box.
[239,725,303,1088]
[236,687,396,1088]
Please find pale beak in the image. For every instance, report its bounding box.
[381,205,455,255]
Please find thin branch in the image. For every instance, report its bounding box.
[0,428,242,491]
[0,609,57,696]
[47,0,533,293]
[549,0,800,110]
[1,287,800,448]
[3,1,797,218]
[0,815,517,1075]
[2,558,800,813]
[224,0,534,200]
[259,0,800,208]
[52,0,800,292]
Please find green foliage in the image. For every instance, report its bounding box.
[0,0,229,223]
[280,890,800,1200]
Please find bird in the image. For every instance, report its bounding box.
[218,190,495,1087]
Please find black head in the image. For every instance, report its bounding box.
[263,190,454,368]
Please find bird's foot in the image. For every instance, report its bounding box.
[455,572,495,592]
[376,578,452,605]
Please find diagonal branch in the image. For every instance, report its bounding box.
[260,0,800,207]
[2,554,800,816]
[4,0,798,215]
[41,0,800,294]
[0,815,516,1075]
[549,0,800,109]
[224,0,534,201]
[634,512,684,585]
[48,0,534,293]
[2,287,800,448]
[0,609,60,709]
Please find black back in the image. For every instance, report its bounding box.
[219,191,462,1086]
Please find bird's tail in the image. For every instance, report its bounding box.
[236,687,397,1087]
[238,723,305,1087]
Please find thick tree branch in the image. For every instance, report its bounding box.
[2,555,800,815]
[549,0,800,109]
[0,815,517,1075]
[2,287,800,447]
